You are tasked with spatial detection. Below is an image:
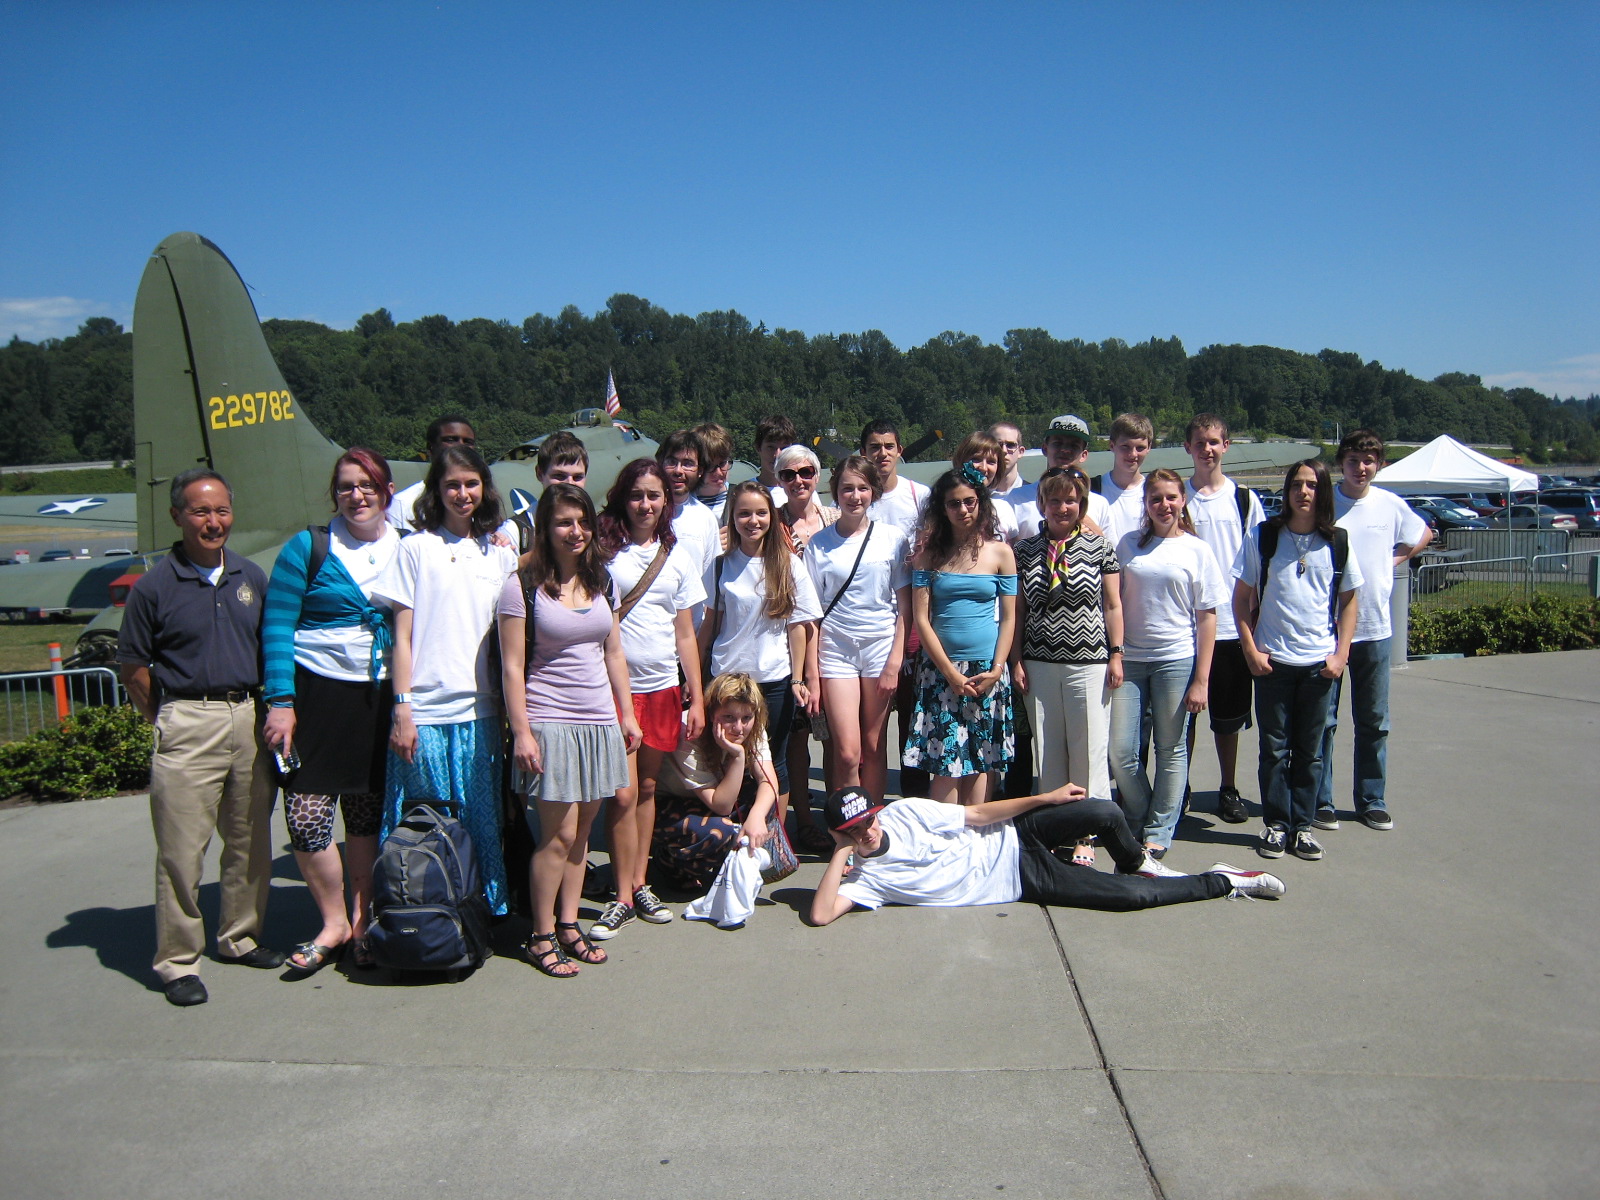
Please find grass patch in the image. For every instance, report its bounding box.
[0,619,91,673]
[1,467,136,495]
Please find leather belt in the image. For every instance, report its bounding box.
[164,689,260,703]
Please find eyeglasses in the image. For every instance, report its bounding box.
[944,496,980,511]
[998,441,1023,452]
[778,467,817,482]
[334,483,379,497]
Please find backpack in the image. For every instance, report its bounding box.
[368,800,492,974]
[1257,523,1350,633]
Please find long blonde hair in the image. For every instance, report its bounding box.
[722,480,797,621]
[695,673,770,775]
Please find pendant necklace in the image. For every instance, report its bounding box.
[1289,530,1315,576]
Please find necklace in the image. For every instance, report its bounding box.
[1289,530,1316,576]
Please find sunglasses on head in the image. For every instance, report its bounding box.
[778,466,817,482]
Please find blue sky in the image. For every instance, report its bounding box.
[2,2,1596,395]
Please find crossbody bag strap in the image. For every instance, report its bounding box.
[821,521,873,622]
[614,542,669,623]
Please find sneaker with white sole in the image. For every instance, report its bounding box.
[1312,807,1340,831]
[1291,830,1324,860]
[1132,853,1188,879]
[1258,826,1288,858]
[588,899,634,940]
[632,886,674,924]
[1209,862,1286,900]
[1359,808,1394,831]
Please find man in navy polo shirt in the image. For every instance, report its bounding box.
[118,468,283,1006]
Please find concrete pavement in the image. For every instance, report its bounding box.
[1,650,1596,1198]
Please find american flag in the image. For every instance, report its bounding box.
[604,369,621,416]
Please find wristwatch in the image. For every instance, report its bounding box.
[1106,645,1124,655]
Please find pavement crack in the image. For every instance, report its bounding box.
[1040,904,1168,1200]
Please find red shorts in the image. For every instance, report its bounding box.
[632,686,684,753]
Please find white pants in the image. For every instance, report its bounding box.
[1024,659,1111,801]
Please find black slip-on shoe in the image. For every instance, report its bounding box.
[216,946,287,969]
[164,975,208,1006]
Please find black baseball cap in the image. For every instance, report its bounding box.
[823,786,887,832]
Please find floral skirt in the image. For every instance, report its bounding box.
[902,653,1015,778]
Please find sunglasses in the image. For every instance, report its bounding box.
[778,466,817,482]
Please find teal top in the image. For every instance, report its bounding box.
[912,569,1017,661]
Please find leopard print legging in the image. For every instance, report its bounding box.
[285,791,382,853]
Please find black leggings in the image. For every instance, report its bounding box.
[1014,800,1229,911]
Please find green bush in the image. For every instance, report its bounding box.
[0,704,151,801]
[1409,594,1600,657]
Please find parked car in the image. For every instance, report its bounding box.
[1539,490,1600,531]
[1486,504,1579,531]
[1259,492,1283,519]
[37,549,75,562]
[1404,495,1490,534]
[101,548,134,557]
[1443,492,1505,517]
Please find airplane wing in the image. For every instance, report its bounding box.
[897,440,1315,487]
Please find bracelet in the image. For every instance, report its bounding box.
[268,698,294,709]
[393,692,414,705]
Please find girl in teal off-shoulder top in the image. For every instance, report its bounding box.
[903,469,1018,806]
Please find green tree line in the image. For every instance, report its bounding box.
[3,299,1597,466]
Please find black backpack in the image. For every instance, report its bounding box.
[369,800,492,974]
[1257,523,1351,633]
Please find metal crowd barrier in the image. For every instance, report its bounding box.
[0,665,126,742]
[1410,538,1600,610]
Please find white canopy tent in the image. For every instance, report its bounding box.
[1372,434,1538,495]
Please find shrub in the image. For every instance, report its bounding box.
[0,704,152,801]
[1408,594,1600,657]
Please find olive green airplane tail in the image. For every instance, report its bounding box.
[132,232,344,556]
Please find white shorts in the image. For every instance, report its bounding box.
[819,625,893,679]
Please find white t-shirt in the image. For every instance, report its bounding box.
[1233,525,1366,666]
[706,549,822,682]
[371,529,518,724]
[868,476,930,542]
[1185,479,1266,642]
[386,480,425,532]
[805,520,911,643]
[838,798,1021,909]
[1099,474,1148,548]
[1334,487,1428,643]
[1115,531,1229,663]
[1012,482,1112,542]
[991,495,1019,542]
[672,497,721,581]
[293,517,402,681]
[610,540,706,693]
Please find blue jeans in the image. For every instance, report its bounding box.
[1110,656,1193,849]
[1315,638,1391,815]
[1254,662,1335,834]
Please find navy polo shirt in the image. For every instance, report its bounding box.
[117,543,268,695]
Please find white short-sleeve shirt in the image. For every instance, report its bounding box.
[1115,531,1229,663]
[1233,525,1366,666]
[838,798,1021,909]
[610,540,707,693]
[805,521,911,643]
[1334,487,1428,643]
[868,476,930,542]
[1185,479,1266,642]
[706,549,823,683]
[1099,475,1148,548]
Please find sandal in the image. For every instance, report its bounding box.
[350,937,375,970]
[1071,840,1097,868]
[555,921,607,965]
[524,932,578,979]
[286,940,345,974]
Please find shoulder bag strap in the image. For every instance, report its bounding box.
[306,524,331,583]
[615,543,669,623]
[821,522,873,622]
[1258,523,1280,593]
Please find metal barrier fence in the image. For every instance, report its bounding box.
[1412,541,1600,612]
[0,666,126,742]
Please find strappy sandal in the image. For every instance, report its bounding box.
[1071,840,1097,868]
[286,940,345,974]
[555,921,608,965]
[524,932,578,978]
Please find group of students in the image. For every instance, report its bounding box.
[155,406,1425,990]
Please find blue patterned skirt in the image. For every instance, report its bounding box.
[902,653,1015,778]
[383,717,508,916]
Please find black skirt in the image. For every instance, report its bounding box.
[283,665,393,796]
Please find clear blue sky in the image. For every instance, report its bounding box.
[2,2,1596,396]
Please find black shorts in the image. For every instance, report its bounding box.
[1204,640,1253,735]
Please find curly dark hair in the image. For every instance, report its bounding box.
[918,469,997,569]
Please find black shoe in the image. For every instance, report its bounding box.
[1291,830,1325,860]
[216,946,287,969]
[1360,808,1394,831]
[164,975,208,1006]
[1217,786,1249,824]
[1312,807,1341,831]
[1258,827,1287,859]
[1146,845,1167,861]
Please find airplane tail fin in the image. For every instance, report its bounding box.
[132,232,344,556]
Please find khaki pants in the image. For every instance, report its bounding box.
[149,698,275,982]
[1024,658,1112,801]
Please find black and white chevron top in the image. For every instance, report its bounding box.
[1014,530,1120,664]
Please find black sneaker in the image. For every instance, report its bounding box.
[587,900,634,941]
[1312,807,1340,831]
[1291,830,1324,860]
[1360,808,1394,831]
[632,886,674,924]
[163,975,208,1006]
[1258,827,1288,859]
[1217,787,1249,824]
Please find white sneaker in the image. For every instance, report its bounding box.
[1134,853,1188,879]
[1209,862,1286,901]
